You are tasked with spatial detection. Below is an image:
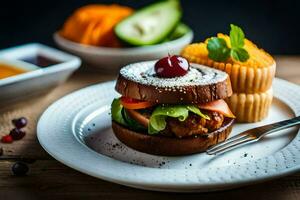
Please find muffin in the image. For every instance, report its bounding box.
[181,25,276,122]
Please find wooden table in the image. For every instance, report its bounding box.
[0,56,300,200]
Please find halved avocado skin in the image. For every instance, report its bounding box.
[115,0,182,46]
[166,23,191,41]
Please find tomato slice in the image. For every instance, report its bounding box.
[199,99,236,118]
[120,97,155,110]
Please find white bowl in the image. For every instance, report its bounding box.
[53,31,193,71]
[0,43,81,105]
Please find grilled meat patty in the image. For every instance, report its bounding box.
[125,108,224,138]
[166,111,224,138]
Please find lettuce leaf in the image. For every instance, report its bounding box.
[186,105,210,120]
[111,98,127,126]
[148,105,209,134]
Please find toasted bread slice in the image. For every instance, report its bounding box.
[115,61,232,104]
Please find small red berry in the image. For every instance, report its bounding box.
[1,135,13,143]
[10,128,26,140]
[155,55,190,78]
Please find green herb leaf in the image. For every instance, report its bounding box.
[229,24,249,62]
[231,47,250,62]
[230,24,245,48]
[206,24,250,63]
[207,37,231,62]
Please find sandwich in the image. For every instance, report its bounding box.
[111,55,235,156]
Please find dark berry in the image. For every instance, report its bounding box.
[11,162,29,176]
[12,117,28,129]
[0,147,3,156]
[9,128,26,140]
[1,135,13,143]
[154,55,189,78]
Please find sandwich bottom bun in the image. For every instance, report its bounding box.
[112,118,234,156]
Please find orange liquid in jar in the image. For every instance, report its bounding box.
[0,64,27,79]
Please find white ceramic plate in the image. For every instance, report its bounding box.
[37,78,300,192]
[53,32,193,71]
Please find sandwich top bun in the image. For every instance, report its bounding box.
[115,61,232,104]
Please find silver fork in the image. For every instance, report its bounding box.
[206,116,300,155]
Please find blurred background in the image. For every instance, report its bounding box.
[1,0,300,54]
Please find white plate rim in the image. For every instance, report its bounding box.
[37,78,300,192]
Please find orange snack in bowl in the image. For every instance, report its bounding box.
[60,4,133,47]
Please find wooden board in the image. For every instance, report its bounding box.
[0,57,300,199]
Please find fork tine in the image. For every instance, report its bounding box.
[206,133,249,153]
[207,136,255,155]
[206,116,300,155]
[206,135,250,155]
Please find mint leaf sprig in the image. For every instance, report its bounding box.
[207,24,250,62]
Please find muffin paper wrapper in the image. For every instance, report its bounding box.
[226,88,273,122]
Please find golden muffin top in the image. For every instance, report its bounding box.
[181,25,275,68]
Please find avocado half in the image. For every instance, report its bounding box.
[115,0,182,46]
